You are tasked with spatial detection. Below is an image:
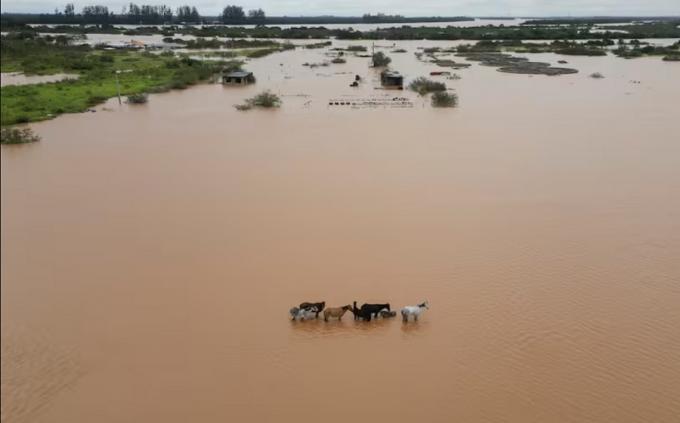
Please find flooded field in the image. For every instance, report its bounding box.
[28,18,527,31]
[0,72,79,87]
[2,41,680,423]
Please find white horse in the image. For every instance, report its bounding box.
[289,307,318,321]
[400,301,429,322]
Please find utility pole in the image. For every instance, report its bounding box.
[371,42,375,67]
[115,70,122,105]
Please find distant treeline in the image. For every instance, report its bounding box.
[0,4,474,25]
[522,16,680,25]
[4,20,679,40]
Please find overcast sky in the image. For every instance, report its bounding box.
[2,0,679,16]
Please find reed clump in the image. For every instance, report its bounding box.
[409,77,446,95]
[431,91,458,108]
[0,127,41,144]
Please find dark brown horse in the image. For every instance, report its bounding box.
[352,301,390,321]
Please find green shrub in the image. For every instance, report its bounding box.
[371,51,391,67]
[1,127,41,144]
[409,77,446,95]
[236,90,281,110]
[346,45,367,52]
[431,91,458,108]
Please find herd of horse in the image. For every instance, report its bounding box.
[289,300,429,323]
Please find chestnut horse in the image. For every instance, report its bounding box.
[323,305,352,321]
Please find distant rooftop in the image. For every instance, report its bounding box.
[224,71,253,78]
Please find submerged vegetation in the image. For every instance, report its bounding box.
[0,127,41,144]
[305,41,333,49]
[409,77,446,95]
[431,91,458,108]
[345,45,368,52]
[456,52,578,75]
[126,93,149,104]
[1,33,239,125]
[613,44,680,59]
[235,91,281,110]
[444,39,680,60]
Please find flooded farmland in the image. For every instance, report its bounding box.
[2,41,680,423]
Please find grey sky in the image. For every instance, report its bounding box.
[2,0,679,16]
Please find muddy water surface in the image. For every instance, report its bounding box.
[2,42,680,423]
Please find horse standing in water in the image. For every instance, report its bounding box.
[289,307,318,321]
[299,301,325,318]
[352,301,391,321]
[401,301,429,322]
[323,305,352,321]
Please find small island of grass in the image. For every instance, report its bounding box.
[235,91,281,111]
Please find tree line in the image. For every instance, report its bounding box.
[1,5,477,26]
[11,3,268,24]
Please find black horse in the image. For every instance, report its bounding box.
[352,301,390,321]
[299,301,325,318]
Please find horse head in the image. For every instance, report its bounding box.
[419,301,429,309]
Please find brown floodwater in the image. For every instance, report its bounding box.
[2,41,680,423]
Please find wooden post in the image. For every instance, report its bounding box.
[115,70,122,105]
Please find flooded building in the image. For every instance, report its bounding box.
[222,71,256,85]
[380,70,404,89]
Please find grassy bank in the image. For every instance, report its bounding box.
[1,33,239,125]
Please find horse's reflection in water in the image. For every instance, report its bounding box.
[400,320,431,337]
[289,315,392,339]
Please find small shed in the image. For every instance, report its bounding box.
[222,71,255,85]
[380,70,404,89]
